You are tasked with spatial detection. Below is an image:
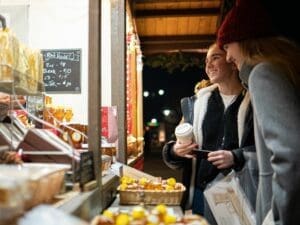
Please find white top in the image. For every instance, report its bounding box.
[220,93,238,109]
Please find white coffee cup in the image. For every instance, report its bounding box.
[175,123,194,144]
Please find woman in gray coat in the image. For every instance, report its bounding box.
[217,0,300,224]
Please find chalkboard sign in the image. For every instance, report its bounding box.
[42,49,81,93]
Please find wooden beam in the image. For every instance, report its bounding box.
[111,0,127,163]
[134,0,218,3]
[87,0,103,217]
[141,42,213,54]
[135,8,220,18]
[140,35,216,43]
[140,35,215,54]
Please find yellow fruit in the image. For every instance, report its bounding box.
[167,177,176,187]
[155,204,167,215]
[164,214,177,224]
[120,176,134,184]
[139,177,148,186]
[115,213,130,225]
[102,209,114,219]
[132,206,146,219]
[165,185,174,191]
[119,183,128,191]
[120,176,128,184]
[127,177,135,184]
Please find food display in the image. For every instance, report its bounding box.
[102,155,112,176]
[0,172,27,223]
[59,123,87,149]
[91,204,209,225]
[101,142,117,157]
[127,134,138,157]
[0,28,20,81]
[0,28,44,94]
[0,163,70,212]
[119,176,181,191]
[0,150,23,164]
[14,109,29,127]
[118,176,185,205]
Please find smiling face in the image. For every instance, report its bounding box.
[205,44,237,84]
[223,42,244,71]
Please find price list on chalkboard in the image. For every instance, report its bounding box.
[42,49,81,93]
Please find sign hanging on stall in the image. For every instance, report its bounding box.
[41,49,81,93]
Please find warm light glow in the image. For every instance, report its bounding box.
[159,129,166,142]
[143,91,150,97]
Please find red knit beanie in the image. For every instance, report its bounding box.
[217,0,276,48]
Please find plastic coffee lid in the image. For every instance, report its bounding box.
[175,123,193,137]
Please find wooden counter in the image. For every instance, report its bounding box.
[55,171,118,221]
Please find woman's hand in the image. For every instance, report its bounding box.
[173,141,198,158]
[207,150,234,169]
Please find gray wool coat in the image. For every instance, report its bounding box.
[240,62,300,225]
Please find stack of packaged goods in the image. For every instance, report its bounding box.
[0,26,44,94]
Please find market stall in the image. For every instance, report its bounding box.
[0,0,109,223]
[0,0,208,224]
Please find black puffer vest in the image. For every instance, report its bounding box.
[195,90,244,189]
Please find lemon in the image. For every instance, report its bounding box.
[120,176,128,184]
[102,209,114,219]
[132,206,146,219]
[119,183,127,191]
[165,185,174,191]
[139,177,148,186]
[155,204,167,215]
[127,177,135,184]
[115,213,130,225]
[167,177,176,187]
[164,214,177,224]
[120,176,134,184]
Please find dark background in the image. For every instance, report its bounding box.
[141,1,300,149]
[142,63,206,145]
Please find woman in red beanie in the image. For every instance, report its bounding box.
[217,0,300,225]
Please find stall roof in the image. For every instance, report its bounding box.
[131,0,234,55]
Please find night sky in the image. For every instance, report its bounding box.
[142,64,206,127]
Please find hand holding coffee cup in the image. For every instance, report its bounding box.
[175,123,194,144]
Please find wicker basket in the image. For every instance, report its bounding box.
[118,184,185,205]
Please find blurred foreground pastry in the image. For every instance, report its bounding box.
[91,204,209,225]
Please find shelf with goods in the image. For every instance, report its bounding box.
[0,96,102,221]
[0,15,44,96]
[0,14,46,158]
[0,7,113,223]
